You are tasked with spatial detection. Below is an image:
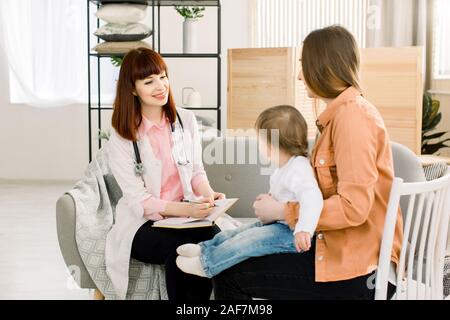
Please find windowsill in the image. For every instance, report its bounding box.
[433,75,450,80]
[419,154,450,166]
[428,90,450,96]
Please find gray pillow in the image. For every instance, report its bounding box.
[103,173,123,208]
[96,31,152,42]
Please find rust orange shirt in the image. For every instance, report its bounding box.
[286,86,403,282]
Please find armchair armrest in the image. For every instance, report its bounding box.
[56,193,96,289]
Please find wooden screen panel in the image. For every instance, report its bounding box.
[360,47,423,154]
[227,47,296,132]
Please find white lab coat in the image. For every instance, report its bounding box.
[105,107,206,299]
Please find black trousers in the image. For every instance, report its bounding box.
[131,220,220,301]
[213,237,396,300]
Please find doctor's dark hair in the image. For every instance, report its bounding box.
[255,105,308,157]
[111,47,177,141]
[302,25,362,98]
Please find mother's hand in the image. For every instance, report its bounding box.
[253,194,285,224]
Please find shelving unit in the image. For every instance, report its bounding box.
[87,0,222,161]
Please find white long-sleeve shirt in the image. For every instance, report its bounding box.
[269,155,324,236]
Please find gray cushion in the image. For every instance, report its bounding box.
[103,173,123,209]
[202,137,269,218]
[390,141,426,225]
[391,141,426,183]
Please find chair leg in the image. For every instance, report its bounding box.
[93,289,105,300]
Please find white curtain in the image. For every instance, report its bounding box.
[365,0,427,47]
[365,0,430,88]
[434,0,450,77]
[0,0,86,107]
[252,0,368,48]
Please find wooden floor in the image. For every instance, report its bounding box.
[0,180,91,300]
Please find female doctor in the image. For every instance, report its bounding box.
[105,47,224,300]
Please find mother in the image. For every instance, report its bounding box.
[213,26,403,300]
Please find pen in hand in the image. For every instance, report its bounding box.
[182,199,216,207]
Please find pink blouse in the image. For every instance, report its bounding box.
[139,114,208,220]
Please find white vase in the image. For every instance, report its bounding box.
[183,18,198,54]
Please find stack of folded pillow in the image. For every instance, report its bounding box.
[92,1,152,54]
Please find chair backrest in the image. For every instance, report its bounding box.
[375,168,450,300]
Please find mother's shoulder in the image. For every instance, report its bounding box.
[336,95,380,121]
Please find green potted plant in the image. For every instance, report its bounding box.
[174,6,206,53]
[111,56,123,67]
[422,93,450,155]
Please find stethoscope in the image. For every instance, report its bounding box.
[133,111,190,176]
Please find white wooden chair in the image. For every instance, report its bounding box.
[375,168,450,300]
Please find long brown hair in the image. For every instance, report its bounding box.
[255,105,309,157]
[302,25,362,99]
[111,47,177,141]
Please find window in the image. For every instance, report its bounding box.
[433,0,450,78]
[1,0,118,107]
[0,0,87,106]
[252,0,367,48]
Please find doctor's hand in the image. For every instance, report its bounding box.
[164,201,213,218]
[201,192,226,206]
[186,202,214,218]
[253,193,285,224]
[196,180,226,206]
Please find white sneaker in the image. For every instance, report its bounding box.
[176,256,208,278]
[176,243,201,257]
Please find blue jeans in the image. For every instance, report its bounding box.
[199,221,297,278]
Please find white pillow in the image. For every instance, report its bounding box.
[95,23,151,35]
[95,4,147,24]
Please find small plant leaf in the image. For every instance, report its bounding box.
[422,131,448,141]
[422,142,450,155]
[421,93,448,154]
[174,5,205,19]
[111,56,123,67]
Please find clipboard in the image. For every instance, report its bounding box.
[152,198,239,229]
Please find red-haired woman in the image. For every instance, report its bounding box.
[105,47,224,300]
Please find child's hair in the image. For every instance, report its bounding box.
[255,105,308,157]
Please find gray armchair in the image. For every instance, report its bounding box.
[56,138,426,296]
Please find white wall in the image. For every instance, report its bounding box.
[0,0,251,181]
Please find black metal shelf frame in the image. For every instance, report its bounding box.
[87,0,222,161]
[90,0,220,6]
